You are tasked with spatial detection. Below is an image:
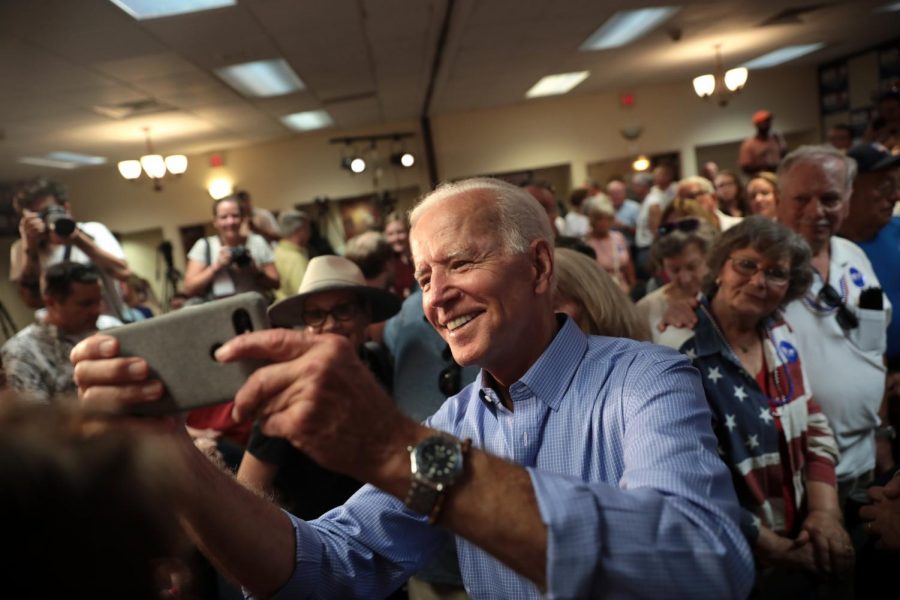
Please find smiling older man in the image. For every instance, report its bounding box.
[777,145,893,506]
[72,178,753,599]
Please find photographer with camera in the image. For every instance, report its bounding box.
[184,195,279,302]
[10,178,131,322]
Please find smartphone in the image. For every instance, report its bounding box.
[105,292,271,415]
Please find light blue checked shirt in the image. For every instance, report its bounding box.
[273,317,755,599]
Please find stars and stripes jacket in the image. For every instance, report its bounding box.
[677,301,840,543]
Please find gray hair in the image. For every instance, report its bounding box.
[631,173,653,188]
[585,194,615,219]
[277,209,309,237]
[410,177,554,255]
[678,175,714,195]
[703,215,813,306]
[777,145,858,195]
[344,231,392,279]
[650,220,718,270]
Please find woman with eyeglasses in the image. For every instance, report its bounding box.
[636,218,717,345]
[237,256,401,521]
[673,217,851,592]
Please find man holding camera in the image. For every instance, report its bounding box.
[184,195,279,302]
[10,178,131,322]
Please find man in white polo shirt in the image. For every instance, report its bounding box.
[777,145,893,506]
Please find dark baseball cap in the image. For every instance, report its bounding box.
[847,143,900,173]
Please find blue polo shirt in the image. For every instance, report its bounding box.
[856,217,900,369]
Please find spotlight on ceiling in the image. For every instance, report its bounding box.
[341,156,366,173]
[390,152,415,168]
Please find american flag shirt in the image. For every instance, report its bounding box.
[678,302,839,542]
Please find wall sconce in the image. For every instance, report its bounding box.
[692,45,748,107]
[207,177,234,200]
[117,127,187,191]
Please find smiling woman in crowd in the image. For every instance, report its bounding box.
[673,216,852,592]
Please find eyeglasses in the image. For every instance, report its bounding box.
[301,301,359,327]
[438,345,462,397]
[817,283,859,330]
[729,257,790,287]
[658,217,701,237]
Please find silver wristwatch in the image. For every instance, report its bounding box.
[405,433,470,524]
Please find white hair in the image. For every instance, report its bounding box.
[584,194,615,218]
[678,175,714,195]
[777,144,858,194]
[409,177,554,254]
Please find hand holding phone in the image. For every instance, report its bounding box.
[105,292,271,415]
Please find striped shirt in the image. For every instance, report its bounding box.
[272,317,754,599]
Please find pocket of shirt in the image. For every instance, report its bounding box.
[849,307,887,354]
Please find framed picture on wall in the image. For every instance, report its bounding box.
[338,195,382,240]
[819,61,850,114]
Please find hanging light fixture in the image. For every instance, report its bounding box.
[692,45,748,107]
[117,127,188,190]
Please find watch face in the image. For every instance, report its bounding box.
[414,436,463,485]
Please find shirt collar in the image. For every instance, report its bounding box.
[476,314,587,411]
[691,302,724,358]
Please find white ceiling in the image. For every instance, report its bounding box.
[0,0,898,180]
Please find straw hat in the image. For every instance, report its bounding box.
[268,255,401,327]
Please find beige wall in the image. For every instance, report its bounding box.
[430,65,819,186]
[0,64,821,329]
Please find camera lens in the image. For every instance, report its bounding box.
[232,309,254,335]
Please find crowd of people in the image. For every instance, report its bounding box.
[1,96,900,599]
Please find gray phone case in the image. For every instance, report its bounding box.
[106,292,271,415]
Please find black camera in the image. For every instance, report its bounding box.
[229,246,252,268]
[40,204,76,237]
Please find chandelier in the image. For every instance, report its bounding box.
[692,45,749,107]
[117,127,187,191]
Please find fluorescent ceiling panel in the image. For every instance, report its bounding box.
[581,7,680,50]
[47,151,107,166]
[526,72,590,98]
[215,59,305,98]
[743,43,826,69]
[19,157,80,170]
[108,0,235,20]
[281,110,334,132]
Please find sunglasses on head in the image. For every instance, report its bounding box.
[657,217,701,237]
[817,283,859,330]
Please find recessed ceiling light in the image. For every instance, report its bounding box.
[581,7,680,51]
[743,43,826,69]
[526,72,590,98]
[108,0,235,20]
[215,59,305,98]
[281,110,334,132]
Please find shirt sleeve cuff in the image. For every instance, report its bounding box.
[263,511,324,600]
[527,467,603,599]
